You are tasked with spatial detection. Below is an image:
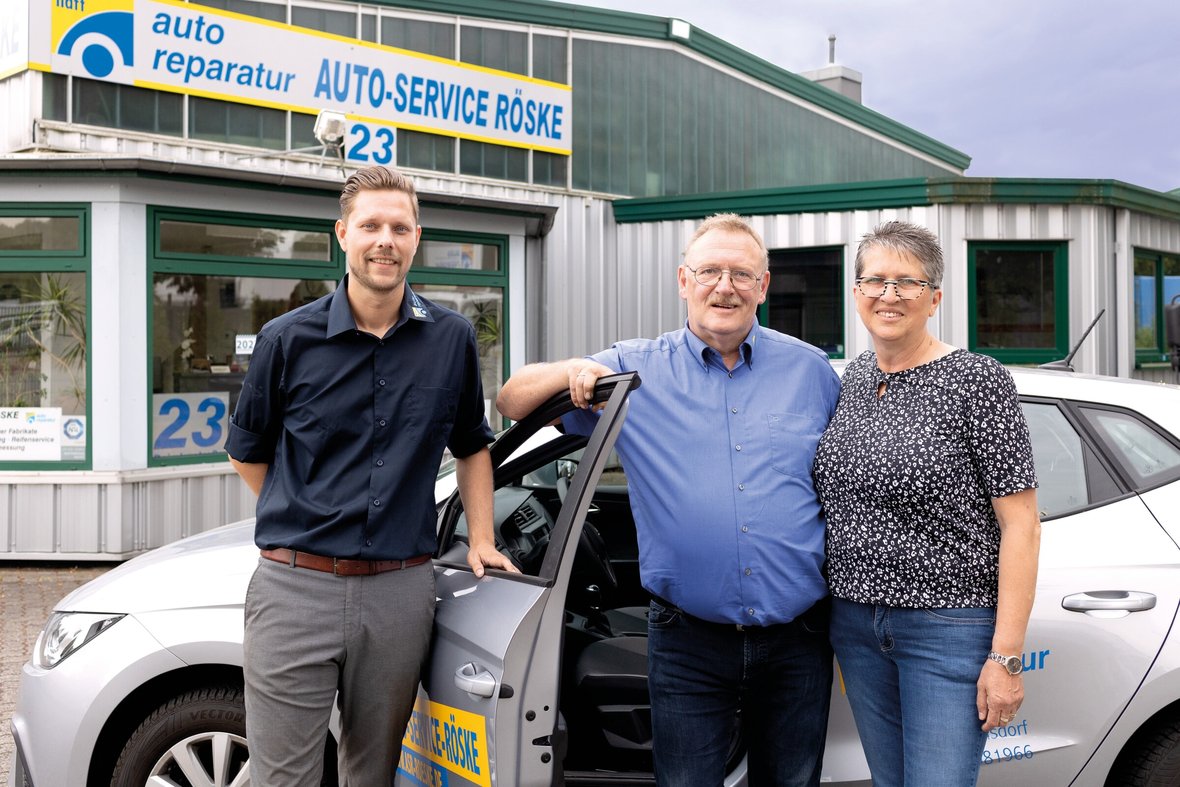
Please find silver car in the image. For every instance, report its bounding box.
[9,368,1180,786]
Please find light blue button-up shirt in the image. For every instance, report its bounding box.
[563,324,840,626]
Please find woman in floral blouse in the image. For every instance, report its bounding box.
[813,221,1041,786]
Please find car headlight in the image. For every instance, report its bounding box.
[34,611,124,669]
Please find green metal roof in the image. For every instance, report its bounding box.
[375,0,971,171]
[611,177,1180,223]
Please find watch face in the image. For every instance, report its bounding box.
[1004,656,1023,675]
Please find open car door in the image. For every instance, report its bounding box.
[394,372,640,787]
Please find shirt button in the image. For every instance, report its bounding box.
[741,525,749,533]
[731,407,738,414]
[376,458,384,467]
[365,539,372,547]
[735,444,742,451]
[373,499,381,507]
[378,419,387,427]
[378,379,387,386]
[728,372,734,379]
[738,483,745,491]
[744,568,752,576]
[747,608,755,616]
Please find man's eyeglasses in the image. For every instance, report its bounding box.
[855,277,931,300]
[685,265,764,291]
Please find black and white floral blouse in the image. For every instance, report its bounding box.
[813,349,1038,608]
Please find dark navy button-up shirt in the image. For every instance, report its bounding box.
[226,276,493,560]
[563,324,840,626]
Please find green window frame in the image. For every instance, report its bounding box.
[968,241,1069,365]
[1133,249,1180,366]
[760,245,845,358]
[147,207,343,467]
[409,229,509,430]
[0,204,91,470]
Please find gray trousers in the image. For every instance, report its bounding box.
[243,557,436,787]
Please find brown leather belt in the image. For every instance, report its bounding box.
[261,548,431,576]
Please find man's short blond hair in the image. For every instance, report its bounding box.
[339,166,420,223]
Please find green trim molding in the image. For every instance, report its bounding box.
[612,177,1180,224]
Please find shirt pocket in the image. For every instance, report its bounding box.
[411,385,459,442]
[767,411,828,478]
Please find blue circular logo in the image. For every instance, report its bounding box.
[63,418,84,440]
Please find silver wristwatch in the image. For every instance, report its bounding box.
[988,651,1023,675]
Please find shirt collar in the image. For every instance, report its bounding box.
[327,274,435,338]
[683,321,758,370]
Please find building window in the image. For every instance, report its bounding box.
[158,219,333,261]
[460,140,527,182]
[0,215,80,252]
[72,77,183,135]
[410,232,509,429]
[533,34,568,84]
[291,5,356,37]
[189,97,286,150]
[765,247,843,357]
[194,0,285,23]
[0,206,89,468]
[381,16,455,59]
[398,129,456,174]
[42,73,68,121]
[968,242,1069,364]
[149,209,341,465]
[461,26,528,76]
[1133,250,1180,364]
[533,151,568,188]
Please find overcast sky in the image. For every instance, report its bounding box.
[577,0,1180,193]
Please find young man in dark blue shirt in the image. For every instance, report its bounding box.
[227,165,516,786]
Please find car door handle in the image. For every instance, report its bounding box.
[1062,591,1157,613]
[454,662,497,698]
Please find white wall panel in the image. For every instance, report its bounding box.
[58,486,101,553]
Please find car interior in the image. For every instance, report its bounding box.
[440,429,670,779]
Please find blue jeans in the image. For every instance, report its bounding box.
[829,598,993,787]
[647,597,832,787]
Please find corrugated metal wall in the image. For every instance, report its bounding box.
[544,200,1180,381]
[0,466,255,559]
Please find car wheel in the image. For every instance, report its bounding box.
[110,685,250,787]
[1108,713,1180,787]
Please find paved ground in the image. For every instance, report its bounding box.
[1,563,114,783]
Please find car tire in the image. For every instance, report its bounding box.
[1108,713,1180,787]
[110,685,251,787]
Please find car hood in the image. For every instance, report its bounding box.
[57,520,259,614]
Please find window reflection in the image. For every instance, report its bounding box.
[152,274,334,457]
[0,217,80,252]
[412,283,503,427]
[160,220,332,261]
[975,248,1057,349]
[0,272,88,461]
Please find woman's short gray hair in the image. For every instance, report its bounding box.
[855,221,944,288]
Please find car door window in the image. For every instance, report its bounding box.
[1078,406,1180,489]
[1022,401,1121,518]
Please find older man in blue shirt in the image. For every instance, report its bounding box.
[498,213,840,786]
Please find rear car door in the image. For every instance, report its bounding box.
[977,397,1180,784]
[395,373,638,787]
